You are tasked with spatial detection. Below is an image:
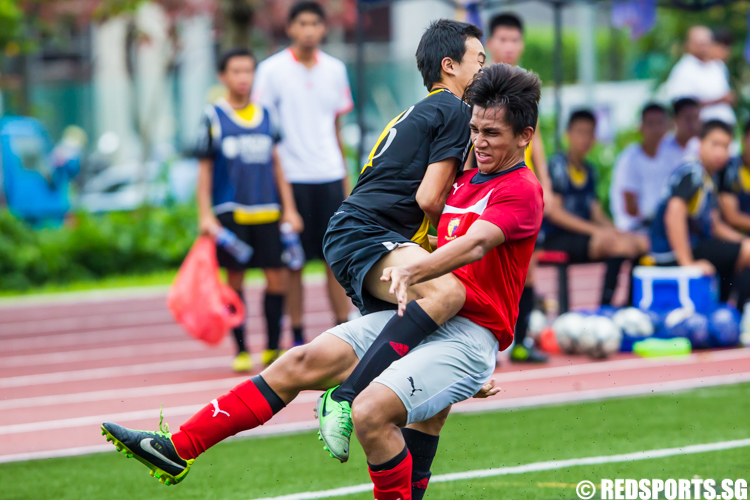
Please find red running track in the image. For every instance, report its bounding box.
[1,268,749,464]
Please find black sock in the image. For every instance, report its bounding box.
[601,257,625,306]
[251,374,286,414]
[514,287,534,348]
[293,326,304,344]
[332,302,439,404]
[368,444,409,471]
[264,293,284,351]
[232,289,247,354]
[402,428,439,499]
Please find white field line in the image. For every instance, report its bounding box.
[0,392,321,435]
[247,438,750,500]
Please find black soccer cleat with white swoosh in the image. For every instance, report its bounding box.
[101,414,194,486]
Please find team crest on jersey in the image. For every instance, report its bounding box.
[445,218,461,240]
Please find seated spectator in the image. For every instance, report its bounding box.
[611,103,670,232]
[717,121,750,234]
[649,120,750,305]
[544,110,649,306]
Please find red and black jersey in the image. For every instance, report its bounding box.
[437,163,543,350]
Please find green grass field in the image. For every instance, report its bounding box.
[2,383,749,500]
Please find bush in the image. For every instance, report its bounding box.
[0,204,198,291]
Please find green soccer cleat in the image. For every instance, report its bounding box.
[101,408,194,486]
[314,387,353,463]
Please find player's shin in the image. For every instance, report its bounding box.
[368,445,413,500]
[171,375,285,459]
[402,428,439,500]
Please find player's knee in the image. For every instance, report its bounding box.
[352,393,385,442]
[416,406,450,435]
[421,275,466,310]
[275,345,325,387]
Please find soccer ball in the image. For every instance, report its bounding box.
[708,306,741,347]
[527,310,548,341]
[552,312,586,354]
[612,307,654,338]
[664,308,710,348]
[578,315,623,359]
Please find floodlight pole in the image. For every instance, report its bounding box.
[553,0,563,152]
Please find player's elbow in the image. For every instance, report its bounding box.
[416,193,444,219]
[468,238,491,263]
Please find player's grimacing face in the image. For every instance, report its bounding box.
[219,56,255,97]
[487,27,524,65]
[470,106,531,173]
[700,129,732,173]
[454,38,486,92]
[287,12,326,50]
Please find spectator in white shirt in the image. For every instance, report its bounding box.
[611,103,670,231]
[252,1,353,351]
[665,26,736,125]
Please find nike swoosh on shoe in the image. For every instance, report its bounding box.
[139,438,185,470]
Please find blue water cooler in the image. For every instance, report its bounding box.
[632,266,717,314]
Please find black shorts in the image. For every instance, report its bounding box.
[216,212,283,270]
[292,180,346,261]
[692,238,742,277]
[323,209,418,315]
[543,231,592,264]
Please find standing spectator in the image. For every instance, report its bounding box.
[665,26,736,125]
[544,110,649,306]
[196,49,304,372]
[610,103,670,232]
[252,1,353,347]
[659,97,702,183]
[486,12,551,362]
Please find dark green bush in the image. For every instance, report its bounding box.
[0,204,197,291]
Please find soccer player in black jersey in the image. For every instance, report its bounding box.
[317,19,485,465]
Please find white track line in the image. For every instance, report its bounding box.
[0,392,321,435]
[3,372,748,435]
[493,348,750,383]
[0,341,209,368]
[248,438,750,500]
[0,310,172,337]
[0,356,233,388]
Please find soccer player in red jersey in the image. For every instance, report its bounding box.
[99,63,541,500]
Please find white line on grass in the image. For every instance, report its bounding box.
[248,438,750,500]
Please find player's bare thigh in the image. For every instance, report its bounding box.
[262,333,359,403]
[363,245,466,322]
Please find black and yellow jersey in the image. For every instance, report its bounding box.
[342,88,472,249]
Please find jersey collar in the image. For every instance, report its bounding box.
[216,98,264,129]
[470,161,527,184]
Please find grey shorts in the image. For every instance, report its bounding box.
[328,311,499,425]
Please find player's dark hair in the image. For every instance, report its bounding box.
[464,63,541,136]
[218,48,255,73]
[568,109,596,130]
[700,119,734,139]
[672,97,699,117]
[489,12,524,36]
[641,102,667,120]
[713,29,733,47]
[416,19,483,91]
[288,1,325,23]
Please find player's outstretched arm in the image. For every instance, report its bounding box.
[381,220,505,314]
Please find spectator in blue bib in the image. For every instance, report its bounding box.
[543,110,649,306]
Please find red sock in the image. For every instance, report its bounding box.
[171,376,282,459]
[369,448,413,500]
